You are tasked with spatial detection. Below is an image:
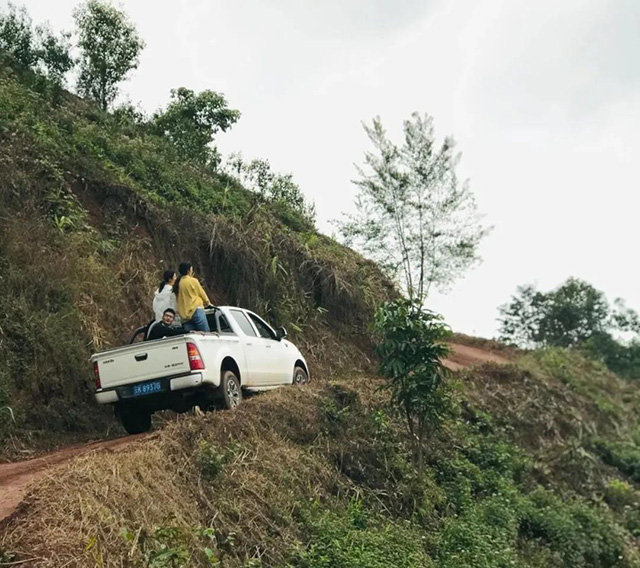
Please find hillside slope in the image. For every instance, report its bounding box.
[0,56,393,456]
[1,56,640,568]
[1,348,640,567]
[0,343,507,525]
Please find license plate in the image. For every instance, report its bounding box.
[132,380,162,397]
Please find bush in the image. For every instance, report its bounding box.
[519,489,632,568]
[290,500,433,568]
[436,495,521,568]
[195,441,227,481]
[604,480,640,537]
[432,424,526,514]
[582,333,640,381]
[372,298,452,470]
[593,439,640,482]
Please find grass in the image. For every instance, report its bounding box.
[2,359,640,567]
[290,500,434,568]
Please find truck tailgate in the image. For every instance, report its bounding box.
[92,337,191,389]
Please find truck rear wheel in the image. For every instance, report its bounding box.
[221,370,242,410]
[120,408,152,434]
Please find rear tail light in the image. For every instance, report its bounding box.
[93,361,101,390]
[187,342,205,370]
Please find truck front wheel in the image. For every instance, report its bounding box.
[119,408,152,434]
[293,365,309,385]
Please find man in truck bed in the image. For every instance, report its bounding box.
[147,308,187,340]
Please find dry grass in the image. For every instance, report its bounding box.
[2,352,640,566]
[0,382,368,566]
[459,350,640,496]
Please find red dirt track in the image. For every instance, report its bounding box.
[443,343,510,371]
[0,434,149,524]
[0,343,509,523]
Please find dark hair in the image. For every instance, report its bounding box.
[163,308,176,316]
[157,269,176,293]
[174,262,193,296]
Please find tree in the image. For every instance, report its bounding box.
[35,24,74,86]
[0,4,37,67]
[498,278,640,380]
[499,278,617,349]
[225,153,316,224]
[581,332,640,381]
[373,299,453,470]
[0,4,73,86]
[226,154,273,195]
[154,88,240,167]
[339,112,488,308]
[74,0,144,111]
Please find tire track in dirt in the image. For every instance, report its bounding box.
[0,343,510,524]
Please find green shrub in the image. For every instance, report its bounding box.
[433,427,525,514]
[604,479,640,537]
[436,495,521,568]
[372,299,453,470]
[290,500,433,568]
[605,480,637,510]
[195,441,227,481]
[120,522,220,567]
[519,489,632,568]
[593,439,640,482]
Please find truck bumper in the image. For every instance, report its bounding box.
[95,372,204,404]
[95,390,119,404]
[170,372,203,391]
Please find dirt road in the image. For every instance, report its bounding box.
[0,343,509,524]
[0,434,149,524]
[444,342,510,371]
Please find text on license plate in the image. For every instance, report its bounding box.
[132,380,162,396]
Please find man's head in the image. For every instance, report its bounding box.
[162,308,176,326]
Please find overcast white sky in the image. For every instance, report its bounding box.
[14,0,640,337]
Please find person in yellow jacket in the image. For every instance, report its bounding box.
[174,262,212,332]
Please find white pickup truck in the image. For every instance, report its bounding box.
[91,306,309,434]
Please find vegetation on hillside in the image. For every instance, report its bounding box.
[0,3,73,87]
[0,30,391,452]
[154,88,241,169]
[2,350,640,567]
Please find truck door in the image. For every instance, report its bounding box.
[228,309,265,386]
[246,312,289,385]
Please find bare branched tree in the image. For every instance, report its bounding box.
[340,112,489,308]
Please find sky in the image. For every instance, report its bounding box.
[12,0,640,337]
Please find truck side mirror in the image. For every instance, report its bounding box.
[276,326,287,340]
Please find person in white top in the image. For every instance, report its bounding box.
[153,269,180,324]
